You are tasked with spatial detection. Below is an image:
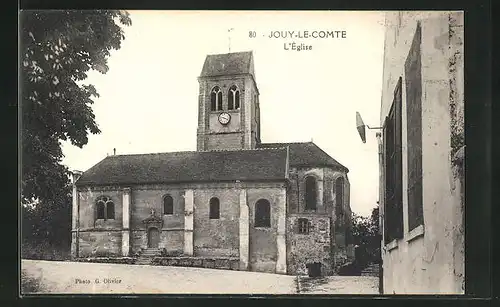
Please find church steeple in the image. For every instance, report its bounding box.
[196,51,260,151]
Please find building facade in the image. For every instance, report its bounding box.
[378,12,464,293]
[71,51,354,275]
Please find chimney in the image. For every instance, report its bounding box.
[113,148,116,155]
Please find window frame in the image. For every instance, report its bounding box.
[254,199,271,228]
[228,85,240,110]
[298,218,310,234]
[210,86,223,111]
[209,197,220,219]
[383,77,404,245]
[95,196,115,221]
[335,176,345,224]
[96,201,105,220]
[304,176,317,211]
[163,194,174,215]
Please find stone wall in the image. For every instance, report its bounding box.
[130,188,185,230]
[74,181,285,268]
[78,231,122,257]
[247,187,286,273]
[197,75,259,151]
[285,166,352,274]
[286,214,332,275]
[128,186,186,254]
[78,188,124,230]
[206,133,244,151]
[379,11,464,294]
[152,257,240,271]
[193,188,240,257]
[287,167,348,216]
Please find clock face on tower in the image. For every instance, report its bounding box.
[218,112,231,125]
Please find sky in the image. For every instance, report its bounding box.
[61,11,386,217]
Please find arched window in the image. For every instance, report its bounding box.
[298,218,309,234]
[96,202,105,219]
[305,176,317,211]
[255,199,271,227]
[335,177,345,218]
[96,196,114,220]
[210,86,223,111]
[209,197,220,219]
[163,195,173,215]
[228,85,240,110]
[106,202,115,219]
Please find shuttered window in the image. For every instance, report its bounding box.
[383,77,404,244]
[405,22,424,232]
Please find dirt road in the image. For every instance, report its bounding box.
[21,259,378,295]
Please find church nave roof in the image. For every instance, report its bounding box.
[76,147,287,186]
[258,142,348,172]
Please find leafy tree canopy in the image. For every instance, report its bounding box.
[21,10,132,205]
[351,206,381,265]
[352,207,379,246]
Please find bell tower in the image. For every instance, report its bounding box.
[196,51,261,151]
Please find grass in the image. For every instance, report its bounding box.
[21,242,71,261]
[20,269,44,294]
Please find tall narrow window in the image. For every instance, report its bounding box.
[228,85,240,110]
[97,202,105,219]
[106,202,115,219]
[235,90,240,109]
[298,218,309,234]
[345,212,353,244]
[305,176,317,211]
[210,86,222,111]
[255,199,271,227]
[96,196,114,220]
[163,195,173,215]
[209,197,220,219]
[405,22,424,232]
[335,177,344,219]
[383,77,404,244]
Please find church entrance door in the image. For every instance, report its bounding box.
[148,227,160,248]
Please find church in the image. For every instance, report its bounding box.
[71,51,354,275]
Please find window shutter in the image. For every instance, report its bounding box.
[394,78,404,239]
[405,26,424,232]
[382,116,390,244]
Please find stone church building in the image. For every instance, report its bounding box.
[71,51,354,275]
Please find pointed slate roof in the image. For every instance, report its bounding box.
[258,142,349,172]
[200,51,254,78]
[76,148,287,187]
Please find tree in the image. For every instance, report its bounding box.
[21,10,131,204]
[351,206,381,266]
[20,10,132,256]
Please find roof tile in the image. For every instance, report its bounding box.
[200,51,254,77]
